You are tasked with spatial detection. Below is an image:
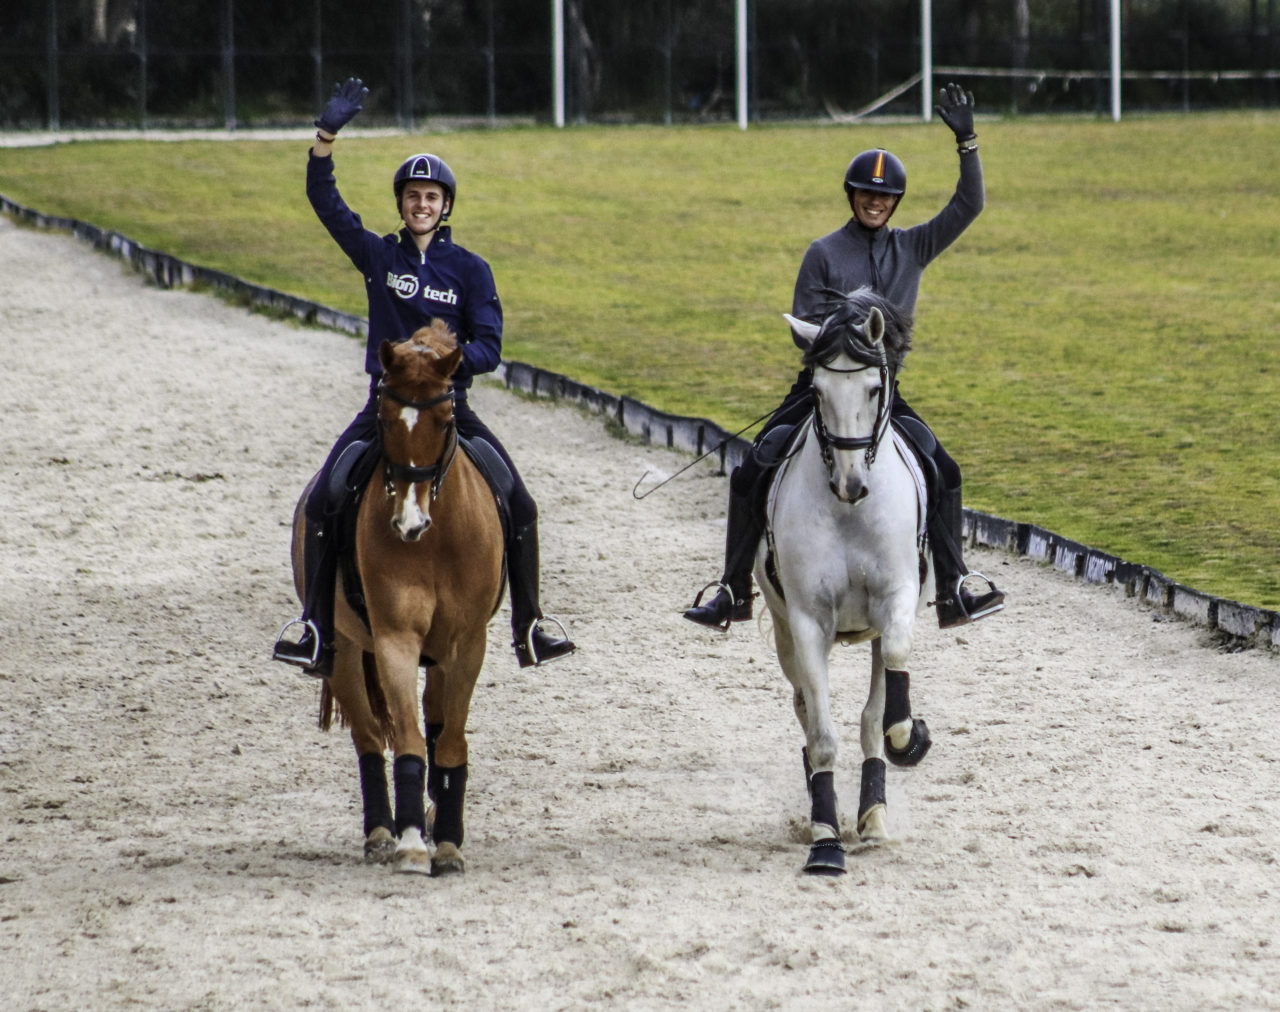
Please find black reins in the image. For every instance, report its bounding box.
[376,379,458,499]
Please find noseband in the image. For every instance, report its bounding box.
[376,380,458,500]
[810,359,892,470]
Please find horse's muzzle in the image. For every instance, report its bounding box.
[393,514,433,542]
[830,476,869,505]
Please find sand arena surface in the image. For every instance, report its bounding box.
[1,214,1278,1010]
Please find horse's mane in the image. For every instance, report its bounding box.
[389,320,460,386]
[800,286,913,373]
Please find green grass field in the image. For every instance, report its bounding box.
[2,111,1278,608]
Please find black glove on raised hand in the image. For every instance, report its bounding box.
[315,77,368,136]
[935,82,976,143]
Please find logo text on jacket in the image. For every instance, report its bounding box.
[386,272,458,305]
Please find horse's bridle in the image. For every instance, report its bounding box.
[376,380,458,500]
[810,359,893,469]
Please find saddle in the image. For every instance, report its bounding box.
[752,412,941,503]
[322,435,515,635]
[890,415,942,505]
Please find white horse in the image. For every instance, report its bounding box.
[758,287,933,876]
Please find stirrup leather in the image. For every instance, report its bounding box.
[272,618,321,667]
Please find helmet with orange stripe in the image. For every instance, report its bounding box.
[843,149,906,197]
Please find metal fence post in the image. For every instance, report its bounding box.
[222,0,236,129]
[46,0,60,130]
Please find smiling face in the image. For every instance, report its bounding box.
[850,188,900,230]
[399,181,451,239]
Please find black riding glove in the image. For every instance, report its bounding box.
[315,77,368,135]
[935,82,976,143]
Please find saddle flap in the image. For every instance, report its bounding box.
[325,438,379,513]
[890,416,940,497]
[459,435,514,503]
[753,416,809,469]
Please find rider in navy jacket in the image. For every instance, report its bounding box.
[684,83,1004,633]
[305,153,502,389]
[274,78,574,676]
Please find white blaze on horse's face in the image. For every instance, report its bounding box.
[387,403,434,541]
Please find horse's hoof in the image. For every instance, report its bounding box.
[885,717,932,767]
[392,826,433,875]
[394,851,433,875]
[857,803,889,842]
[363,825,397,864]
[803,838,846,876]
[430,841,466,877]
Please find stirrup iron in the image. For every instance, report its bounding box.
[522,615,572,666]
[958,572,1004,619]
[687,581,738,630]
[272,618,321,667]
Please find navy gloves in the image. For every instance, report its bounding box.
[315,77,368,135]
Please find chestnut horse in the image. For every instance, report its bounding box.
[291,320,504,875]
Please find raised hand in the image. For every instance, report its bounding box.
[315,77,368,136]
[935,82,976,142]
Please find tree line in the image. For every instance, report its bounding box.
[2,0,1276,128]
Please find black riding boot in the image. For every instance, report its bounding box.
[508,521,575,668]
[272,519,337,677]
[930,487,1004,628]
[684,469,762,629]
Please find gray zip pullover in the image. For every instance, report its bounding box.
[792,150,984,327]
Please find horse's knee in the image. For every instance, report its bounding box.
[879,630,913,673]
[806,732,838,772]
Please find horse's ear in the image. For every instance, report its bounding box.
[784,313,821,350]
[866,306,885,346]
[378,340,395,372]
[437,346,464,378]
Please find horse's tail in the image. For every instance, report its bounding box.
[361,651,393,745]
[318,683,336,731]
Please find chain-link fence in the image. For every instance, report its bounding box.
[3,0,1277,129]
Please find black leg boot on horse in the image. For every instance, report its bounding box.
[930,486,1005,628]
[508,521,575,668]
[272,518,338,677]
[684,467,763,629]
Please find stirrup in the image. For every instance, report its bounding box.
[958,572,1005,619]
[272,618,321,668]
[936,572,1005,627]
[684,581,750,630]
[518,615,574,668]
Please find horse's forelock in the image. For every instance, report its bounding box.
[801,286,913,372]
[390,322,460,384]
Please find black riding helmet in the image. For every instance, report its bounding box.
[393,153,457,221]
[843,148,907,198]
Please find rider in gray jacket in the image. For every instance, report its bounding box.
[685,83,1004,632]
